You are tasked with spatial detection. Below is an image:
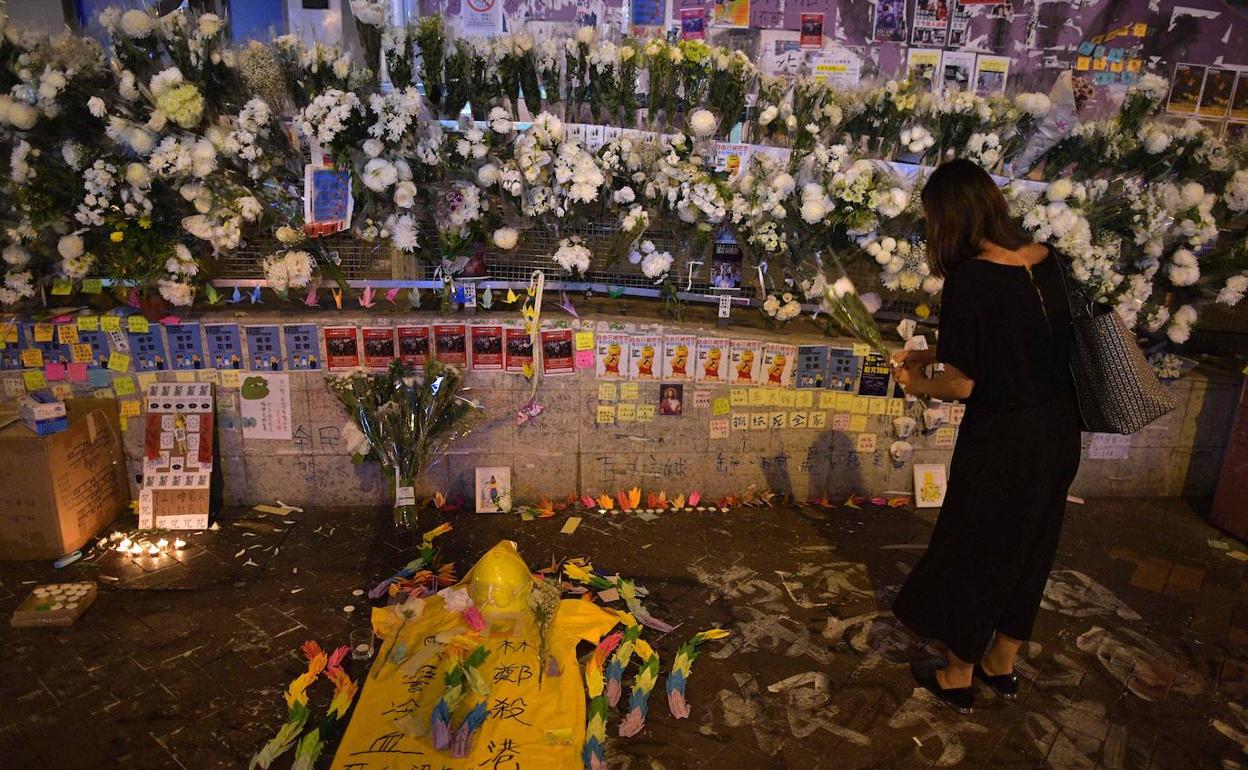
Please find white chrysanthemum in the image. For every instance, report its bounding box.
[393,180,416,208]
[362,157,397,192]
[1046,179,1073,202]
[120,9,155,37]
[689,109,718,138]
[552,236,592,274]
[158,279,195,307]
[2,245,30,266]
[493,227,519,250]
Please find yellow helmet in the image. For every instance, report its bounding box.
[467,541,533,613]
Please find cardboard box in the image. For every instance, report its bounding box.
[0,399,130,560]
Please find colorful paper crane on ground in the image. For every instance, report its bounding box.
[666,628,731,719]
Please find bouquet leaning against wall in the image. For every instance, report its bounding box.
[330,360,481,529]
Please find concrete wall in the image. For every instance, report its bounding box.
[72,309,1240,508]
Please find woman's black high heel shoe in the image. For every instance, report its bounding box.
[910,661,974,714]
[973,663,1020,700]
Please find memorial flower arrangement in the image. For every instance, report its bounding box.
[330,359,481,529]
[0,6,1244,353]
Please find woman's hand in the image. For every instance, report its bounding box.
[890,351,928,395]
[891,349,937,368]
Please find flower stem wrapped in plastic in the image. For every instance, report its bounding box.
[330,359,481,529]
[821,270,891,360]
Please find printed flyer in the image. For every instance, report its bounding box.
[541,329,575,375]
[695,338,729,384]
[504,327,533,373]
[324,326,360,371]
[396,325,430,366]
[470,325,504,370]
[362,327,396,370]
[433,324,468,366]
[595,331,631,379]
[245,325,283,371]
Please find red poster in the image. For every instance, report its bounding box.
[324,326,360,371]
[680,7,705,40]
[800,13,824,48]
[362,327,396,370]
[470,325,504,370]
[396,325,430,366]
[505,327,533,373]
[433,324,468,366]
[541,329,575,375]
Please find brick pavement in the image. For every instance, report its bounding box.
[0,497,1245,769]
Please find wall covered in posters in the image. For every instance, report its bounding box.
[411,0,1248,105]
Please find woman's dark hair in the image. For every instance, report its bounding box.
[921,158,1030,278]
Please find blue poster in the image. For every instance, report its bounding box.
[78,329,111,367]
[0,338,23,370]
[27,323,70,365]
[824,346,862,393]
[127,327,168,371]
[166,323,205,370]
[284,324,321,370]
[795,345,828,389]
[245,325,283,371]
[631,0,665,26]
[205,323,242,370]
[857,352,893,398]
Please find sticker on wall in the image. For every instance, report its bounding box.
[396,325,430,366]
[596,331,631,380]
[796,345,828,388]
[324,326,360,371]
[629,333,662,381]
[283,324,321,370]
[541,328,575,375]
[914,463,948,508]
[662,334,696,381]
[239,372,293,440]
[730,339,760,385]
[433,324,468,366]
[470,324,504,370]
[695,337,728,384]
[166,323,204,370]
[362,327,396,370]
[245,325,283,371]
[761,343,795,387]
[504,327,533,373]
[659,383,684,416]
[204,324,242,370]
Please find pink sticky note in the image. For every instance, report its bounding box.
[160,315,181,325]
[52,314,73,323]
[574,349,594,369]
[44,362,67,381]
[68,362,88,382]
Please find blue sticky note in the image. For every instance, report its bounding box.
[1107,48,1124,62]
[284,324,321,371]
[88,367,112,388]
[1093,72,1115,85]
[244,325,283,371]
[204,324,242,370]
[1093,44,1107,58]
[166,323,205,370]
[1078,41,1095,55]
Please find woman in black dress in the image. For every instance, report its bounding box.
[890,159,1082,714]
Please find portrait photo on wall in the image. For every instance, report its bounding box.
[475,467,512,513]
[659,383,684,416]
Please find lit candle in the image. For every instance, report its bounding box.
[156,538,169,550]
[148,544,160,556]
[174,538,186,550]
[129,544,142,555]
[118,537,132,551]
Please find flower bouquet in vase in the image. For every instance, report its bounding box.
[330,360,481,529]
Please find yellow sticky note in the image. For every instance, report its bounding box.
[848,414,868,432]
[619,382,638,401]
[574,331,594,351]
[819,391,838,410]
[119,416,128,432]
[127,315,150,333]
[21,348,43,368]
[788,411,807,428]
[119,399,142,417]
[596,405,616,425]
[617,403,636,422]
[868,398,887,415]
[834,392,854,411]
[598,382,618,402]
[560,516,582,534]
[748,388,767,406]
[795,391,813,408]
[50,277,73,296]
[750,413,768,430]
[730,388,748,407]
[809,411,827,428]
[851,343,870,358]
[855,433,877,452]
[81,278,103,294]
[197,368,219,384]
[33,323,54,342]
[712,397,730,416]
[219,369,241,388]
[23,370,46,391]
[100,316,122,333]
[113,376,136,397]
[776,390,796,407]
[1075,56,1091,71]
[78,315,100,332]
[1,323,17,343]
[57,325,79,345]
[637,404,656,421]
[136,372,158,392]
[1133,22,1148,36]
[851,397,870,415]
[175,371,196,383]
[887,399,905,417]
[107,351,131,372]
[70,343,93,363]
